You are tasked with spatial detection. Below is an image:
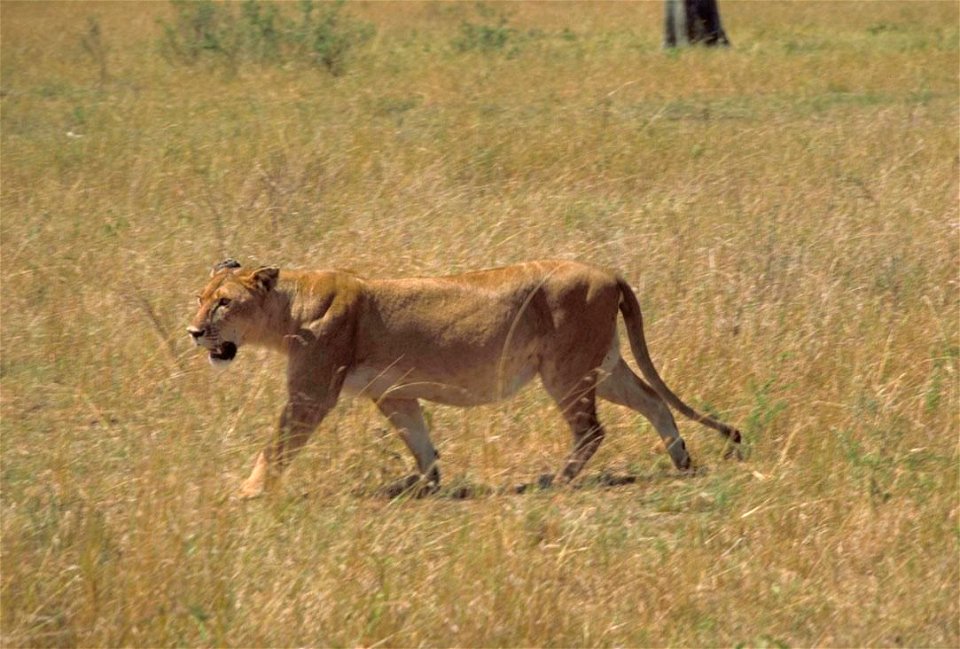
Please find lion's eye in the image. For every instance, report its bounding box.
[218,297,231,308]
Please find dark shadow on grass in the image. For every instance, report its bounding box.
[338,466,710,501]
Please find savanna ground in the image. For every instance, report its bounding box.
[1,1,958,646]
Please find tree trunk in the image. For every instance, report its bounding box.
[664,0,730,48]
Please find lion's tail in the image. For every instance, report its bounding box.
[616,277,741,445]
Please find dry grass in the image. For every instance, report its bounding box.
[2,1,958,646]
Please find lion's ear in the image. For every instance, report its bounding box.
[250,266,280,293]
[211,258,242,276]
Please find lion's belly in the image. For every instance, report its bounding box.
[342,356,540,406]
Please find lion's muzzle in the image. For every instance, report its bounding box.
[187,326,238,365]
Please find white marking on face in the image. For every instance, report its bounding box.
[209,356,234,369]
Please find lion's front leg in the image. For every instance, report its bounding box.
[238,343,350,498]
[237,395,332,499]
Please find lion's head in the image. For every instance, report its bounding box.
[188,259,279,366]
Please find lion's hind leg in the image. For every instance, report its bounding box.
[537,368,608,485]
[596,359,692,471]
[376,398,440,497]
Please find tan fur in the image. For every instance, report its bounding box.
[188,259,741,498]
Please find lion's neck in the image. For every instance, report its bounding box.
[246,271,361,355]
[246,288,300,354]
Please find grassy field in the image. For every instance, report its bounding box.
[2,1,958,646]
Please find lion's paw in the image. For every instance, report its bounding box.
[236,480,265,500]
[380,474,439,499]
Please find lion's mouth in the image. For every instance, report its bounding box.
[209,341,238,363]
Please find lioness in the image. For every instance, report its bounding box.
[188,259,741,498]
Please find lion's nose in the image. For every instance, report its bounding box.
[187,326,205,340]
